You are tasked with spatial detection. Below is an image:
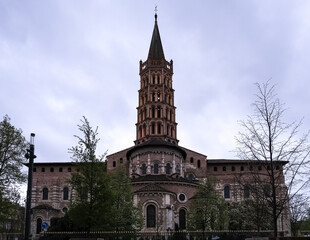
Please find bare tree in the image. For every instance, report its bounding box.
[235,81,310,237]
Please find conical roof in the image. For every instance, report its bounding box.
[147,13,165,60]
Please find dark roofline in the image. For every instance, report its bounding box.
[24,162,73,167]
[126,138,187,159]
[207,159,288,165]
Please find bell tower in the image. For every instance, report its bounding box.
[135,12,178,146]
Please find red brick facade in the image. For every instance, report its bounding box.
[29,13,290,236]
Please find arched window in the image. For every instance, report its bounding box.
[154,163,159,174]
[36,218,42,234]
[197,159,201,168]
[157,107,161,118]
[42,187,48,200]
[158,123,161,134]
[165,163,171,174]
[224,185,230,199]
[151,124,155,134]
[63,187,69,200]
[146,205,156,228]
[142,163,147,175]
[143,124,146,137]
[179,209,186,230]
[176,164,180,173]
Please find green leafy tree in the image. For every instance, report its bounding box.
[0,115,27,231]
[68,116,113,232]
[48,214,76,232]
[235,82,310,236]
[290,195,309,236]
[109,166,143,231]
[228,199,272,231]
[187,177,228,232]
[301,208,310,233]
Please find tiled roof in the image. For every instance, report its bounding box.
[134,183,172,193]
[32,204,60,211]
[126,137,187,159]
[131,174,198,184]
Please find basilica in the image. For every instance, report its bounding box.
[29,13,290,236]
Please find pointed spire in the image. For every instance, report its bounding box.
[148,8,165,60]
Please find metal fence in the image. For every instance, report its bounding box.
[40,230,283,240]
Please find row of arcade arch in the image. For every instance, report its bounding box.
[139,92,174,106]
[138,123,176,138]
[41,186,70,200]
[141,75,172,88]
[138,106,175,121]
[139,162,181,175]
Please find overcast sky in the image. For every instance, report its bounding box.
[1,1,310,164]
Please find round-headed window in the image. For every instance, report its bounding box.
[178,193,186,202]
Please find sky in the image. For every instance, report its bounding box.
[1,0,310,165]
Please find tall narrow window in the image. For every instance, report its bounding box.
[154,163,159,174]
[197,160,201,168]
[42,187,48,200]
[146,205,156,228]
[36,218,42,234]
[151,124,155,134]
[224,185,230,199]
[157,93,160,101]
[157,107,161,118]
[158,123,161,134]
[142,164,147,175]
[179,209,186,230]
[63,187,69,200]
[244,185,250,199]
[165,163,171,174]
[152,107,155,118]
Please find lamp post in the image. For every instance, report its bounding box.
[24,133,36,240]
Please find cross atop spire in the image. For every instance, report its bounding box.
[155,6,158,20]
